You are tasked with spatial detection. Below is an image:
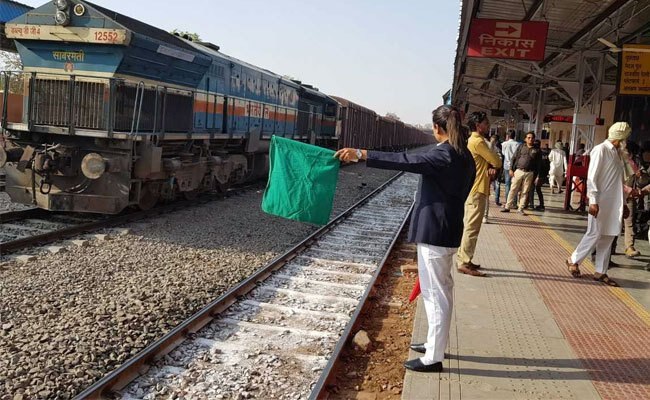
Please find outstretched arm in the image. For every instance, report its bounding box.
[334,147,451,175]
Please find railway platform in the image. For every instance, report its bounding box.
[402,189,650,400]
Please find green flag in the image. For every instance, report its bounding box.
[262,136,340,225]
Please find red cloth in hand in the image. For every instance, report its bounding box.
[409,277,421,302]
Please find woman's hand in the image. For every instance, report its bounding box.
[334,148,366,162]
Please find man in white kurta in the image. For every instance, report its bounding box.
[548,142,567,194]
[567,122,631,286]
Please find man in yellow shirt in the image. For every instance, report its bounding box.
[457,112,502,276]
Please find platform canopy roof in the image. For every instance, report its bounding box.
[0,0,32,52]
[453,0,650,121]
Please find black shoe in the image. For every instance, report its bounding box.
[500,208,510,213]
[410,343,427,353]
[534,205,545,211]
[404,359,443,373]
[409,344,449,358]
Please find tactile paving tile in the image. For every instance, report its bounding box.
[495,206,650,400]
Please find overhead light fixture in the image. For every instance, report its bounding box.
[597,37,617,48]
[598,37,623,53]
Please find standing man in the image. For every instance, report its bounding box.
[623,142,642,257]
[457,112,502,276]
[484,134,501,223]
[528,139,550,211]
[498,131,520,206]
[565,122,632,287]
[501,132,542,215]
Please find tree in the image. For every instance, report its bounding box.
[385,112,400,121]
[0,51,22,71]
[170,29,201,42]
[0,51,24,94]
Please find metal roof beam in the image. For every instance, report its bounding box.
[549,87,574,103]
[467,86,516,103]
[466,101,492,112]
[492,59,559,81]
[539,0,635,68]
[524,0,545,20]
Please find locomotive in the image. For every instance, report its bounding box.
[0,0,433,214]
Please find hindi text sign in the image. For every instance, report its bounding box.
[467,19,548,61]
[619,45,650,96]
[5,24,129,45]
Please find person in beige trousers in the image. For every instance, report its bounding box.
[501,132,541,215]
[456,112,502,276]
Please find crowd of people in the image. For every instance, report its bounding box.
[333,106,641,374]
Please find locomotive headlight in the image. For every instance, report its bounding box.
[54,10,70,26]
[73,3,85,16]
[81,153,106,180]
[54,0,68,11]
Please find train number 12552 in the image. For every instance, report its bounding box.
[94,31,119,42]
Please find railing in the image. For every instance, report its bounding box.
[0,71,194,137]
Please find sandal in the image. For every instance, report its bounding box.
[594,273,619,287]
[458,265,486,277]
[565,258,581,278]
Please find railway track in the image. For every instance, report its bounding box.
[75,172,416,400]
[0,160,379,257]
[0,183,264,257]
[0,209,111,255]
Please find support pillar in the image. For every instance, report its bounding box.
[560,52,606,211]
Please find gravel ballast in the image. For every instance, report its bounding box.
[0,192,31,214]
[0,164,400,399]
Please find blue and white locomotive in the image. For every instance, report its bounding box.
[0,0,431,213]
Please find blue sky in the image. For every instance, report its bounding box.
[20,0,460,125]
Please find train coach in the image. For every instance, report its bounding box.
[0,0,433,214]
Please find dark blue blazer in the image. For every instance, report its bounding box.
[367,143,476,248]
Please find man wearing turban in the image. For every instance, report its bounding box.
[565,122,632,287]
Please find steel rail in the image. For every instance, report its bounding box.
[0,207,45,223]
[74,172,406,399]
[309,195,413,399]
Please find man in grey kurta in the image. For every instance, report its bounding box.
[566,122,631,287]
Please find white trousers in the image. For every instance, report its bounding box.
[549,170,563,192]
[417,243,455,365]
[570,216,616,274]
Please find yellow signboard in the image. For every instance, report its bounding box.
[619,44,650,96]
[5,24,130,45]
